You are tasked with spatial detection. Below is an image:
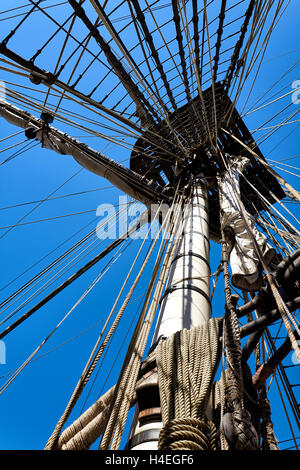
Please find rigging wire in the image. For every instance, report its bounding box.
[0,168,83,240]
[0,185,114,211]
[0,234,132,394]
[0,141,39,166]
[0,2,68,22]
[44,199,166,449]
[0,0,299,450]
[0,202,135,323]
[263,331,300,447]
[0,288,147,383]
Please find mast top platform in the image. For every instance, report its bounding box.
[130,83,285,239]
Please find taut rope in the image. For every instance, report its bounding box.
[219,183,259,451]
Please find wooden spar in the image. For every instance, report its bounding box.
[127,176,211,450]
[0,101,168,208]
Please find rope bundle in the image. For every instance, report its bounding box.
[156,318,221,450]
[57,386,116,450]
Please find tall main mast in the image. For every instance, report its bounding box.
[128,176,211,450]
[0,0,299,451]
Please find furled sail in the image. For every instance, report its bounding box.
[0,101,166,209]
[219,157,276,291]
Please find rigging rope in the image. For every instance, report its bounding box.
[219,207,259,451]
[0,202,130,318]
[0,237,129,394]
[44,202,163,449]
[255,339,280,450]
[100,188,184,450]
[0,0,299,453]
[156,318,221,450]
[55,195,190,451]
[56,385,133,450]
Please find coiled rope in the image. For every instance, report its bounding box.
[156,317,221,450]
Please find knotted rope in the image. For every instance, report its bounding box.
[220,203,259,450]
[221,224,245,414]
[254,341,279,450]
[258,388,280,450]
[156,318,221,450]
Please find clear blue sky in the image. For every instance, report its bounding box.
[0,1,299,450]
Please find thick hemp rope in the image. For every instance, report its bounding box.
[254,340,279,450]
[218,175,259,450]
[156,317,221,450]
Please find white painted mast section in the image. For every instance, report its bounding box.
[154,176,211,338]
[129,176,211,450]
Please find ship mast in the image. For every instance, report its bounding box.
[0,0,299,452]
[128,176,211,450]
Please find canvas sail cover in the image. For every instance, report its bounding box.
[219,157,275,291]
[0,102,160,208]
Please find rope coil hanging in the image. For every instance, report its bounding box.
[156,317,221,450]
